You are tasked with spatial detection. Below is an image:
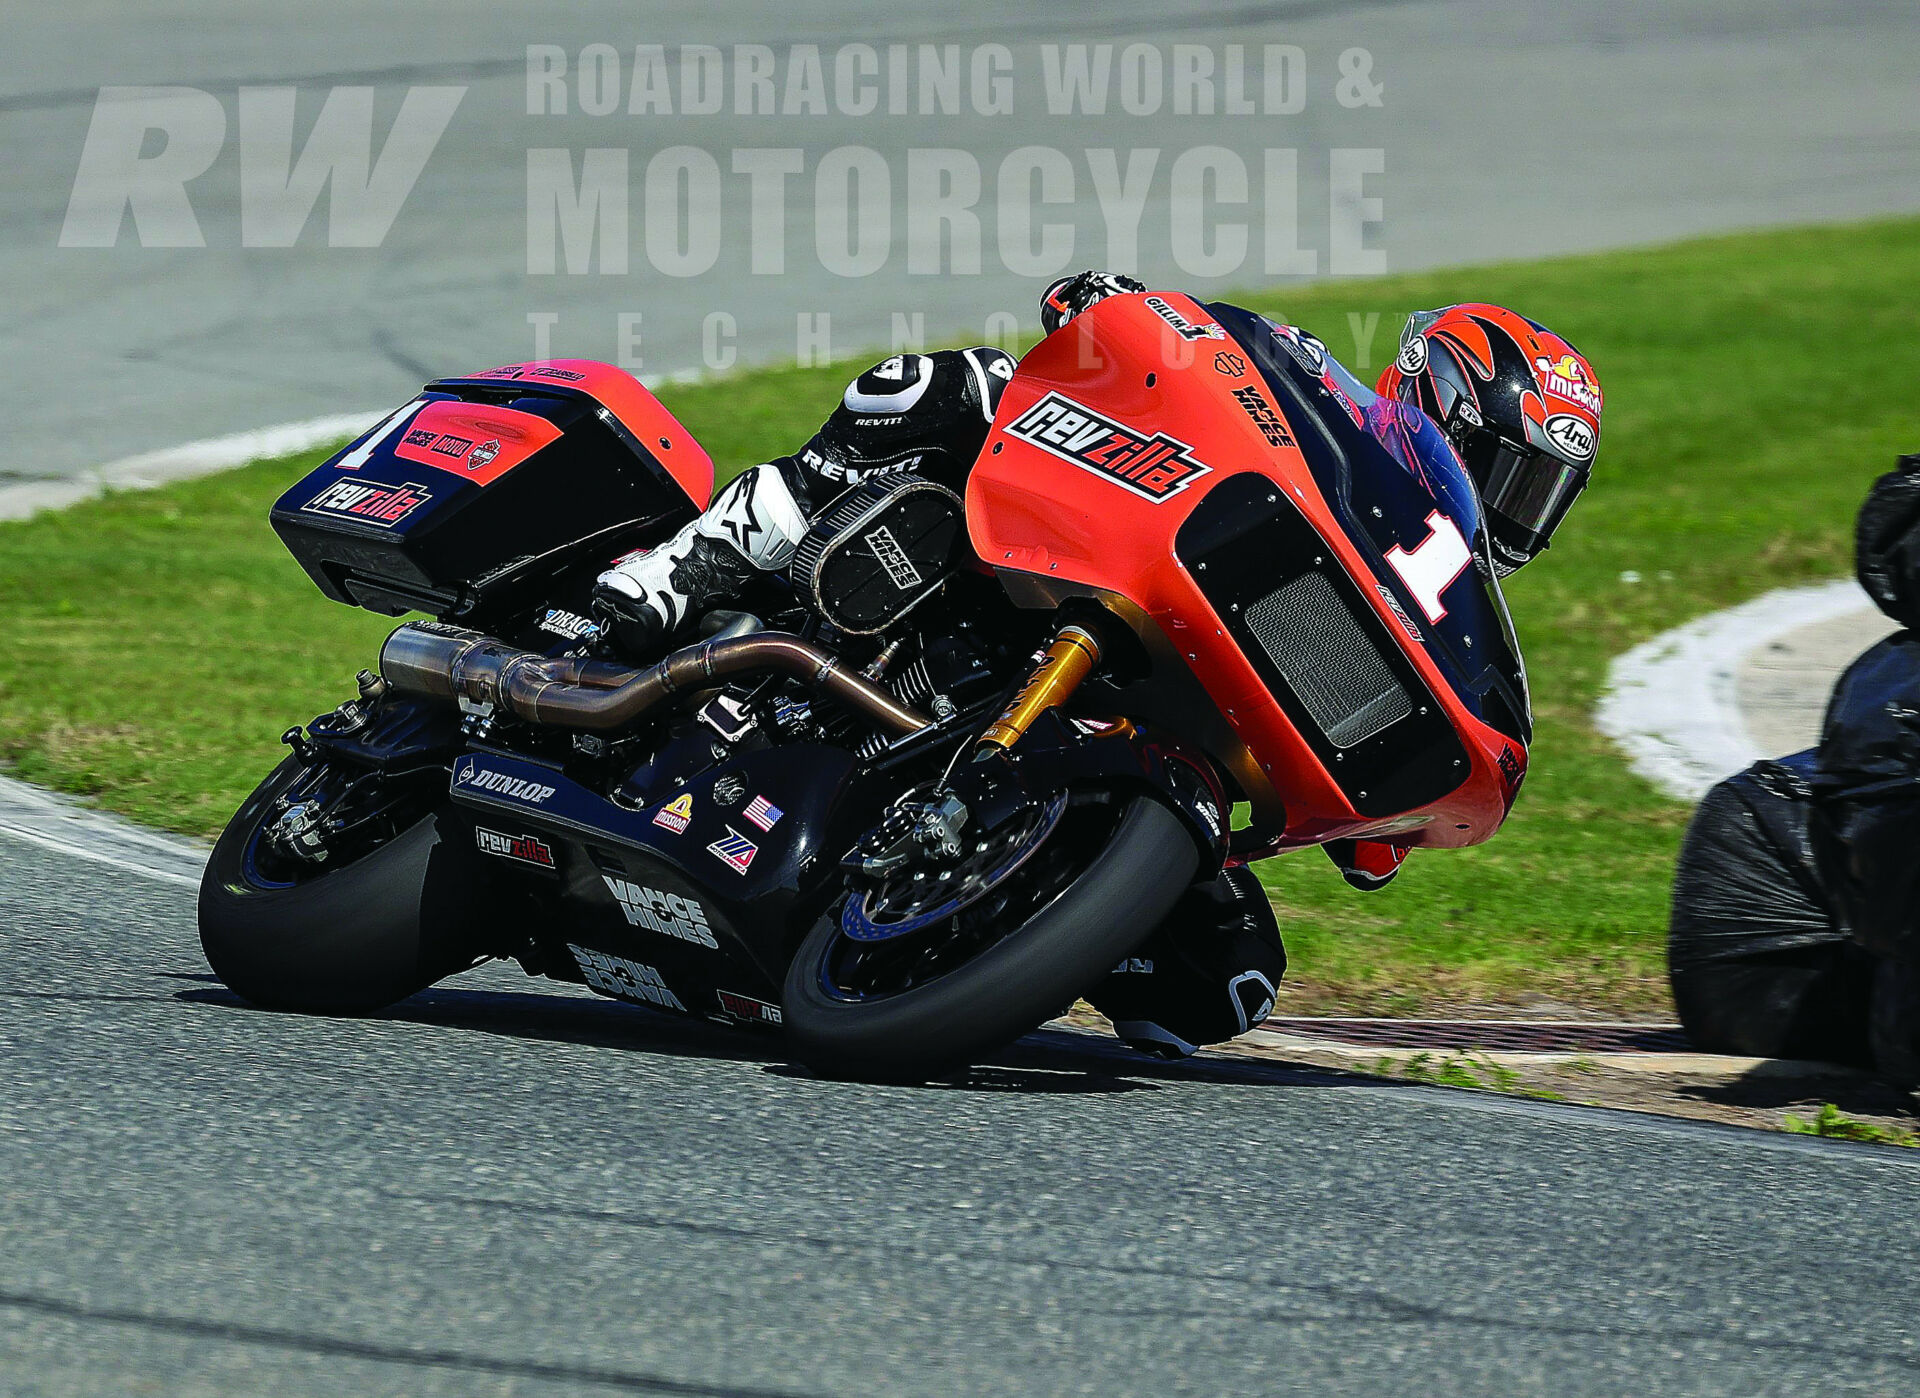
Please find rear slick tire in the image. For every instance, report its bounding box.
[782,796,1198,1081]
[198,760,491,1015]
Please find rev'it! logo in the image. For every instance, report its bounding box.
[1003,392,1211,503]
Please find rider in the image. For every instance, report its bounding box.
[589,274,1602,1054]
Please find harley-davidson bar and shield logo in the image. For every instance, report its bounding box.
[1003,392,1211,502]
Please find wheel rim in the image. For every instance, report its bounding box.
[818,792,1119,1004]
[237,762,437,892]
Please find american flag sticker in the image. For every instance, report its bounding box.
[742,795,783,832]
[707,826,758,874]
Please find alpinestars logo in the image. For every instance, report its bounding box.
[601,877,718,948]
[1004,393,1211,502]
[863,525,923,589]
[474,827,555,868]
[459,767,557,804]
[301,479,432,527]
[566,944,686,1011]
[1144,295,1225,341]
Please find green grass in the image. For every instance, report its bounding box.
[3,217,1917,1012]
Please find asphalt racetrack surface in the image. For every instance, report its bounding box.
[5,834,1919,1396]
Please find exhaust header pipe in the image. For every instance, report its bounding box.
[380,622,930,738]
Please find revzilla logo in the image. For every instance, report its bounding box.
[863,525,923,590]
[1004,392,1211,503]
[301,479,432,527]
[716,989,783,1026]
[461,767,557,804]
[474,827,555,868]
[601,876,718,949]
[1144,295,1225,341]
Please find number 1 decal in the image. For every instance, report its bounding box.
[1385,511,1472,623]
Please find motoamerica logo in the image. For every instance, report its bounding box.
[459,766,557,804]
[300,478,432,527]
[1004,392,1211,503]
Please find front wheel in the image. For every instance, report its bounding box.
[783,793,1198,1079]
[199,757,494,1014]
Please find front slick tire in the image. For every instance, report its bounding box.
[199,759,489,1015]
[783,796,1197,1081]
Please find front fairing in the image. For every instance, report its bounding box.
[1207,303,1532,744]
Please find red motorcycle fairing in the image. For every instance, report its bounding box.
[460,359,714,509]
[966,292,1525,851]
[271,360,711,618]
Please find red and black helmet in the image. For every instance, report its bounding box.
[1376,304,1601,574]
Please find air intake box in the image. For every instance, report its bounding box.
[788,474,965,634]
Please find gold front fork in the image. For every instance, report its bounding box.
[974,624,1103,758]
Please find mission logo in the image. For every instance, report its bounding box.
[1004,393,1211,503]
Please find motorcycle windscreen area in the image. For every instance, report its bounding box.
[1207,302,1532,746]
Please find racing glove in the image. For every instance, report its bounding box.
[1040,270,1147,335]
[591,463,809,657]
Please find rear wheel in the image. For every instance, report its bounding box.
[783,792,1197,1080]
[199,757,494,1014]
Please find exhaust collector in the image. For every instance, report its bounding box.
[379,622,931,738]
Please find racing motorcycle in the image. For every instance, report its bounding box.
[199,293,1532,1078]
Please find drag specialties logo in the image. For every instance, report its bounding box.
[567,944,686,1011]
[707,826,758,874]
[474,827,555,869]
[539,607,600,641]
[652,791,694,834]
[716,989,784,1026]
[1230,387,1295,448]
[1543,413,1596,463]
[863,525,923,590]
[459,766,557,805]
[1144,296,1226,341]
[1004,392,1211,503]
[300,478,432,528]
[601,876,719,949]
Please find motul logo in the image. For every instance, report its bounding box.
[1004,392,1211,502]
[301,478,432,527]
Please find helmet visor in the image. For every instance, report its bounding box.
[1478,441,1589,551]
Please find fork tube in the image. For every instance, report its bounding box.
[973,624,1103,758]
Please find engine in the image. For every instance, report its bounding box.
[787,473,965,635]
